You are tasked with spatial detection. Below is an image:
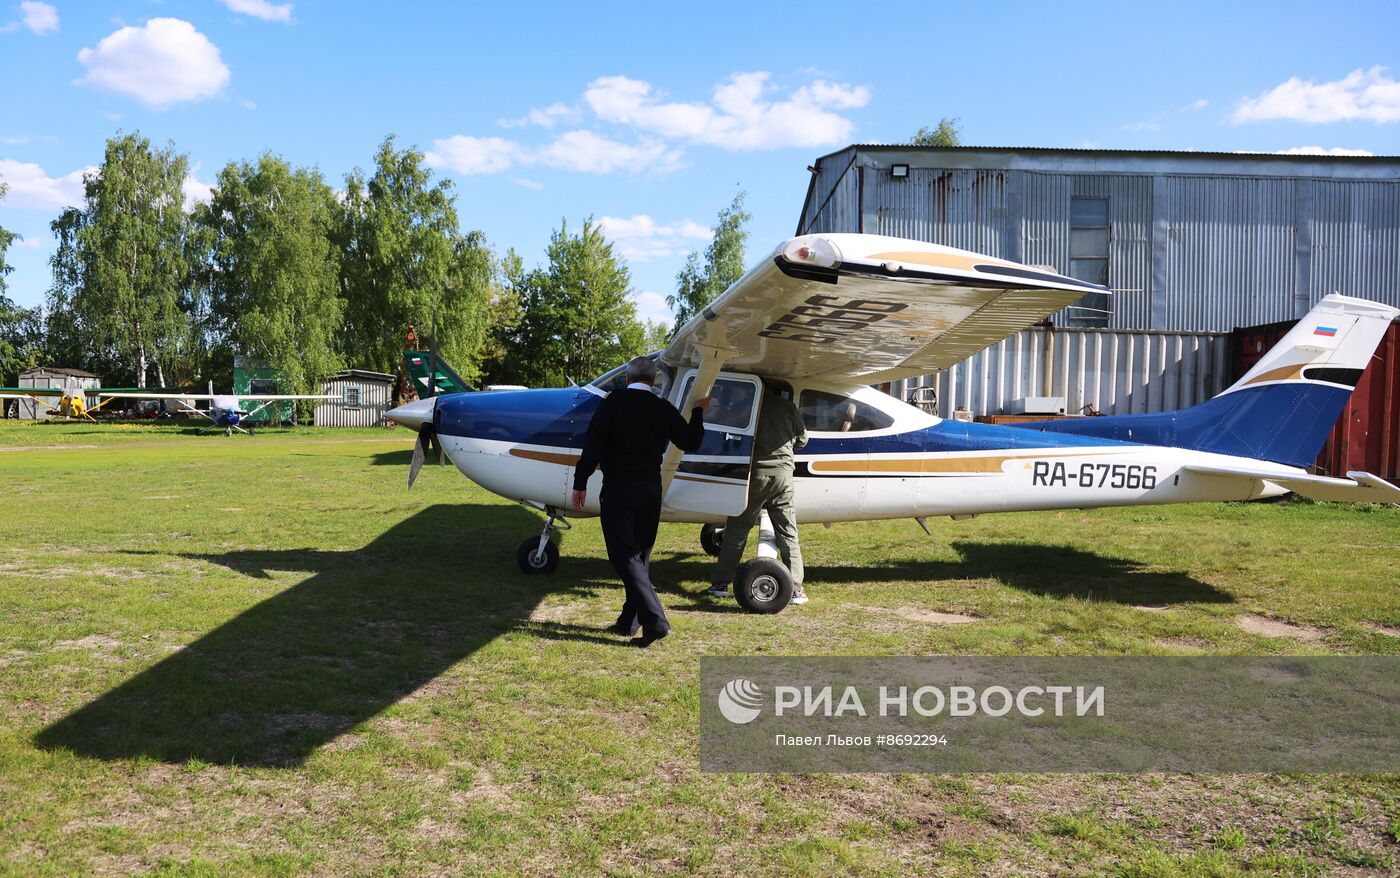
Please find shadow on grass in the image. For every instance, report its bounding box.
[34,503,628,768]
[370,449,414,466]
[654,540,1231,608]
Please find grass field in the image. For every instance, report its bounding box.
[1,419,1397,876]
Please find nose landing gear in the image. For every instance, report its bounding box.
[517,506,568,574]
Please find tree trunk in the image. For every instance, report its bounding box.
[155,359,166,389]
[138,340,147,388]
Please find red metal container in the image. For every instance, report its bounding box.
[1232,319,1400,482]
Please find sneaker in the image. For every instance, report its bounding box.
[705,583,729,598]
[790,587,809,605]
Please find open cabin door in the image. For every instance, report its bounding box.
[664,370,762,519]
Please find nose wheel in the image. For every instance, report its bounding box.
[517,507,568,575]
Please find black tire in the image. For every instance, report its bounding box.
[700,524,725,557]
[516,537,560,574]
[733,558,793,614]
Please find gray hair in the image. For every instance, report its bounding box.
[625,356,657,384]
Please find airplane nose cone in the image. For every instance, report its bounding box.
[387,397,435,431]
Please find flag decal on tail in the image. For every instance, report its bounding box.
[1314,325,1338,337]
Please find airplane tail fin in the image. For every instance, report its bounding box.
[1020,294,1398,468]
[403,349,473,397]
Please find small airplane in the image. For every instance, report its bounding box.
[0,382,110,421]
[102,382,337,436]
[387,233,1400,613]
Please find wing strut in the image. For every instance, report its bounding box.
[660,343,738,503]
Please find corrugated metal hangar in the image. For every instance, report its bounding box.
[798,146,1400,478]
[798,146,1400,332]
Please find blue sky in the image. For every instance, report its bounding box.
[2,1,1398,323]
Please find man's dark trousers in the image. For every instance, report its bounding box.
[600,479,668,636]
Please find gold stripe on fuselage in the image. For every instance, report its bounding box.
[807,449,1123,476]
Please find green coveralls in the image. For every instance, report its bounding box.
[712,390,807,588]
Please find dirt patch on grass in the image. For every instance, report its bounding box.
[1236,614,1326,643]
[1365,622,1400,638]
[897,608,980,625]
[1134,603,1171,612]
[54,634,120,650]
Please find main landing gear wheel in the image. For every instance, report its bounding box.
[733,558,793,614]
[700,524,725,557]
[516,538,560,574]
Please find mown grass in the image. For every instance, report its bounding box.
[1,420,1397,876]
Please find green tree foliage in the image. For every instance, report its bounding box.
[911,117,962,147]
[195,154,345,396]
[485,222,652,387]
[338,136,492,382]
[45,133,195,387]
[0,182,44,384]
[543,218,649,383]
[668,191,749,327]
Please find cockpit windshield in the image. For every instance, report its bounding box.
[589,352,674,398]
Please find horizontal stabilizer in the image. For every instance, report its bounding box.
[1183,464,1400,505]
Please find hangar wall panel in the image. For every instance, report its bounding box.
[885,327,1231,419]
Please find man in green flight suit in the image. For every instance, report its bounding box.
[706,382,809,604]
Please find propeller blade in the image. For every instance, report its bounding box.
[431,431,445,465]
[408,429,428,489]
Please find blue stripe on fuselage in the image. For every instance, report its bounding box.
[436,388,1137,456]
[1015,383,1350,468]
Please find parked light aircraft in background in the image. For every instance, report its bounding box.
[0,383,109,421]
[388,233,1399,613]
[102,383,337,436]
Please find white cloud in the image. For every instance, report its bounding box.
[0,158,92,210]
[599,214,712,262]
[424,136,521,174]
[77,18,231,110]
[1274,146,1375,156]
[426,130,682,176]
[630,290,674,326]
[499,103,577,129]
[13,236,41,249]
[510,177,543,191]
[1179,99,1209,112]
[534,130,681,174]
[1233,66,1400,124]
[584,72,870,150]
[19,1,58,34]
[182,173,213,209]
[220,0,293,23]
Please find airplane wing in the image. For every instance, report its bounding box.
[1183,464,1400,505]
[660,233,1104,383]
[232,394,339,401]
[1,388,65,397]
[98,392,220,400]
[96,393,336,400]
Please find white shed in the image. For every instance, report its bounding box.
[14,367,101,419]
[314,369,395,427]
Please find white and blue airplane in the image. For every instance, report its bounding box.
[102,382,336,436]
[388,233,1399,612]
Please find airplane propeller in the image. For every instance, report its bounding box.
[407,421,444,489]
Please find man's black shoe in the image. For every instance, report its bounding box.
[631,629,669,648]
[608,622,637,637]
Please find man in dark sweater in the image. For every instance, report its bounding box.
[571,356,709,647]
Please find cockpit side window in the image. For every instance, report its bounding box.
[799,389,895,433]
